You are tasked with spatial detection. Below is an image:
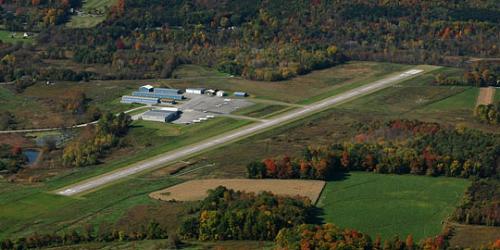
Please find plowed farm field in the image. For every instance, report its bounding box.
[150,179,326,203]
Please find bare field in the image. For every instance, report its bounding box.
[150,179,326,203]
[448,223,500,248]
[476,87,496,106]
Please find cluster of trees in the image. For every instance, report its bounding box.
[475,101,500,125]
[179,186,312,241]
[73,47,113,65]
[61,112,131,167]
[59,90,87,114]
[247,120,500,180]
[435,62,500,87]
[452,179,499,226]
[0,220,171,250]
[0,144,26,174]
[276,224,454,250]
[0,111,16,130]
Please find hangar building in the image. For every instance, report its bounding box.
[141,109,180,123]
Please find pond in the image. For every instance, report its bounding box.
[22,149,40,165]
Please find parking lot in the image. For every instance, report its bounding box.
[128,92,255,125]
[180,94,254,114]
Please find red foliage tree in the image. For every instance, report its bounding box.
[263,158,277,178]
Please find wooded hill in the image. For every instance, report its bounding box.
[0,0,499,82]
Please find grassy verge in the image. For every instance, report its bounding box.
[233,103,288,118]
[44,118,251,189]
[317,172,469,241]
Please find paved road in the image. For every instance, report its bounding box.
[56,69,424,196]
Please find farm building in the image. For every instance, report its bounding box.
[139,85,154,92]
[141,109,179,123]
[216,90,226,97]
[186,88,206,94]
[234,91,248,97]
[132,91,184,100]
[121,96,159,105]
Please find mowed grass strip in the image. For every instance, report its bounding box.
[150,179,326,203]
[317,172,469,241]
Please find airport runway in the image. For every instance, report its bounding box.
[56,69,424,196]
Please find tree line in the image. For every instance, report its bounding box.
[179,186,313,241]
[61,112,131,167]
[452,179,499,226]
[0,220,175,250]
[247,120,500,180]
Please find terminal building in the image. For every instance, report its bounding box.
[121,95,159,105]
[141,109,180,123]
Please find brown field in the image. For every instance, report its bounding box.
[476,87,496,106]
[150,179,326,203]
[448,223,500,248]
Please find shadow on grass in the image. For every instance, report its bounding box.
[327,171,350,182]
[309,172,351,224]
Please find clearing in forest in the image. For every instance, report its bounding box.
[150,179,326,203]
[476,87,496,106]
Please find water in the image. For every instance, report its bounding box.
[22,149,40,165]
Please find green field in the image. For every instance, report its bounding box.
[420,87,479,111]
[339,67,488,129]
[66,15,106,28]
[0,30,34,44]
[317,172,469,241]
[0,175,180,239]
[82,0,117,11]
[66,0,116,28]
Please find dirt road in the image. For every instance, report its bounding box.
[476,87,496,106]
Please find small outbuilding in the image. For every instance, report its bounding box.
[216,90,226,97]
[186,88,205,95]
[234,91,248,97]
